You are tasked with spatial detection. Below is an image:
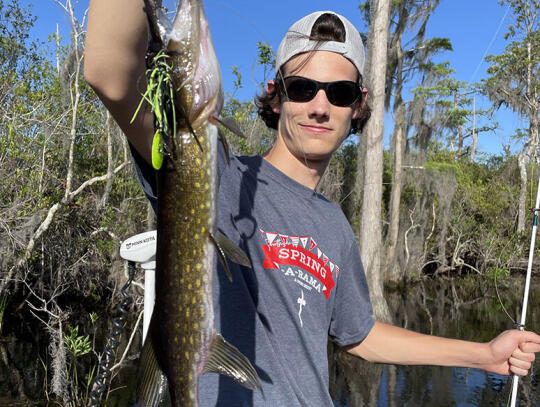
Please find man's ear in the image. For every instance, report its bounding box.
[352,87,368,119]
[267,80,280,114]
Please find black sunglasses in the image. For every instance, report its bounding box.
[277,76,362,107]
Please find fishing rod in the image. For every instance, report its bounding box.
[510,176,540,407]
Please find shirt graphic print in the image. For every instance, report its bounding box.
[259,229,341,301]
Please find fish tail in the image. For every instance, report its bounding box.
[135,336,171,406]
[202,333,262,391]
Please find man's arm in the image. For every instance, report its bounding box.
[84,0,154,163]
[347,321,540,376]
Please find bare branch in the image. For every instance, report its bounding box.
[69,161,129,197]
[1,159,129,295]
[110,309,143,372]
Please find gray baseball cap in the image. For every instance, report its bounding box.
[275,11,365,78]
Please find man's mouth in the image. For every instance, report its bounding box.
[300,124,332,134]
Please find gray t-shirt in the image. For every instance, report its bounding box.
[131,145,375,406]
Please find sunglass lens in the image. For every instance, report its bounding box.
[328,82,360,107]
[281,77,360,107]
[284,78,316,102]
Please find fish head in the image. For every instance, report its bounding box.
[162,0,223,129]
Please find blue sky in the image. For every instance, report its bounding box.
[24,0,527,156]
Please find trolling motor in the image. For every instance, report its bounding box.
[87,230,157,407]
[119,230,157,342]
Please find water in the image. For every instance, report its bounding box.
[1,277,538,406]
[330,277,540,407]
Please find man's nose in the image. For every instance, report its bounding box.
[308,89,331,119]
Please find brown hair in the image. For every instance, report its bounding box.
[255,12,371,134]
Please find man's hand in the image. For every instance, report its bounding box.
[483,330,540,376]
[347,321,540,376]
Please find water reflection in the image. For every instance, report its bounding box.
[330,277,540,407]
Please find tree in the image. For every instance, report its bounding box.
[484,0,539,232]
[357,0,392,323]
[221,43,276,156]
[383,0,449,281]
[0,0,147,402]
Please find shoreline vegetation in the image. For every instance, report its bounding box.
[1,276,538,405]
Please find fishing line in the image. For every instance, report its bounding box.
[468,4,511,84]
[506,388,512,407]
[207,1,275,92]
[272,65,318,193]
[207,1,268,45]
[421,3,511,145]
[498,151,540,327]
[494,269,515,325]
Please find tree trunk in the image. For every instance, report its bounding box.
[456,92,464,156]
[469,96,477,162]
[358,0,393,323]
[385,45,405,282]
[513,0,538,233]
[99,112,115,208]
[517,150,527,233]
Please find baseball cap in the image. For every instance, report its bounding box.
[275,11,365,78]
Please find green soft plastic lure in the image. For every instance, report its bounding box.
[151,129,164,170]
[131,50,177,170]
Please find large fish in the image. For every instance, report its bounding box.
[136,0,261,405]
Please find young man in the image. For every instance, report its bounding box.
[85,2,540,406]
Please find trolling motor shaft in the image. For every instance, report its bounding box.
[87,231,157,407]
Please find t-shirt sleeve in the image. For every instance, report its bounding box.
[328,239,375,347]
[129,143,158,211]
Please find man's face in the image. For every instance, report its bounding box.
[269,51,364,164]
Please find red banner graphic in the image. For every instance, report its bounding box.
[261,244,335,299]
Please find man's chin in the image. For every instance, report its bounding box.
[293,151,332,166]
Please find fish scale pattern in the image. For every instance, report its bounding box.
[155,123,216,406]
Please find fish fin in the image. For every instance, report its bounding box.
[209,232,233,282]
[216,231,252,268]
[213,116,246,138]
[136,336,171,407]
[203,333,262,391]
[217,128,231,166]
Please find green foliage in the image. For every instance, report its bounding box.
[65,325,91,358]
[486,266,511,280]
[0,0,36,73]
[422,37,453,53]
[483,0,539,115]
[231,65,242,96]
[256,41,275,83]
[424,160,457,175]
[221,66,276,156]
[89,312,98,325]
[392,137,535,278]
[64,324,96,406]
[429,145,526,273]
